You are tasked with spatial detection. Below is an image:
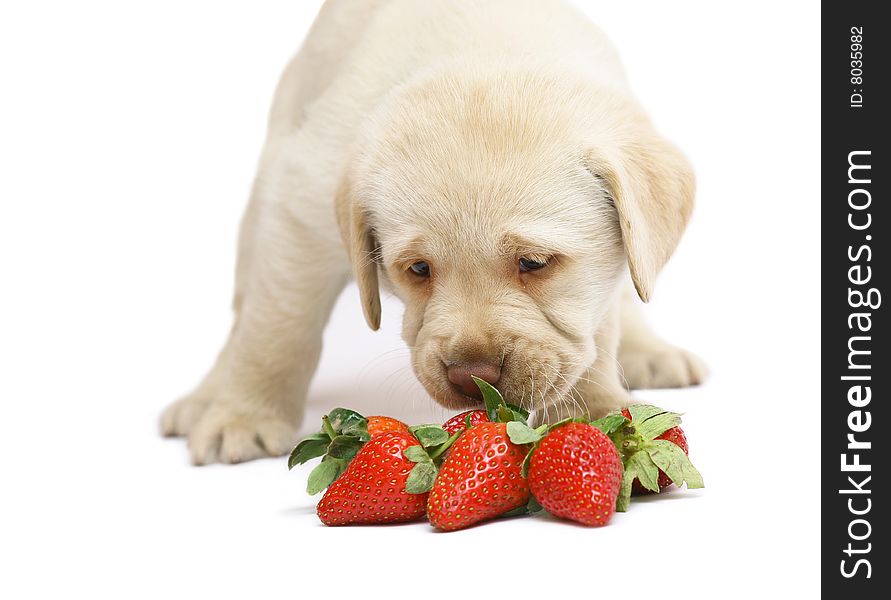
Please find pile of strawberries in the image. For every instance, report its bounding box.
[289,378,703,531]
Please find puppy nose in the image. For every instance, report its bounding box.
[446,362,502,398]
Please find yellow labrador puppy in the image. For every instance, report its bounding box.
[161,0,706,464]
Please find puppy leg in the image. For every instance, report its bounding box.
[161,197,349,464]
[617,288,707,390]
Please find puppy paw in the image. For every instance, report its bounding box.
[160,392,211,438]
[186,406,298,465]
[618,343,708,390]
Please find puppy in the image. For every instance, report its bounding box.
[161,0,706,464]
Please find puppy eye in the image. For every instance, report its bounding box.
[409,261,430,277]
[519,257,548,272]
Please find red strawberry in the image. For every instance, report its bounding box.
[367,416,410,438]
[426,422,530,531]
[527,422,623,527]
[620,408,690,493]
[316,431,427,526]
[442,410,490,435]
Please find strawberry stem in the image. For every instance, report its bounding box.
[610,426,646,462]
[322,415,338,441]
[427,431,461,461]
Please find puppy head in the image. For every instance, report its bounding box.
[336,70,693,411]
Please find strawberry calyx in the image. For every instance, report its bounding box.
[288,408,386,495]
[289,407,458,497]
[591,405,704,512]
[471,375,547,454]
[472,376,530,424]
[402,428,461,494]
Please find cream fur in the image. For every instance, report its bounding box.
[161,0,705,464]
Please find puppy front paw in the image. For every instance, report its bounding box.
[618,343,708,390]
[186,406,299,465]
[160,392,210,438]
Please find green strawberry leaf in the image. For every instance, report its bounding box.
[413,426,449,448]
[496,405,528,423]
[505,402,529,419]
[340,416,371,442]
[405,461,437,494]
[636,412,682,441]
[616,466,636,512]
[473,376,506,420]
[627,448,661,493]
[647,440,704,489]
[306,459,341,495]
[327,408,365,432]
[341,417,368,436]
[327,435,363,460]
[590,413,630,435]
[427,430,461,462]
[627,404,668,424]
[534,424,549,435]
[527,495,545,514]
[500,505,530,518]
[506,421,543,445]
[403,445,430,463]
[409,423,442,434]
[287,437,329,469]
[465,413,474,429]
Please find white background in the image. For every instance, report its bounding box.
[0,1,820,598]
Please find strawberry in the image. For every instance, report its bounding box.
[426,422,531,531]
[526,422,623,527]
[316,431,428,525]
[367,415,410,438]
[442,410,489,435]
[592,405,704,512]
[425,377,543,531]
[621,408,688,493]
[290,409,460,524]
[289,408,413,493]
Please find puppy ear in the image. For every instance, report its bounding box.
[335,169,381,330]
[585,124,695,302]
